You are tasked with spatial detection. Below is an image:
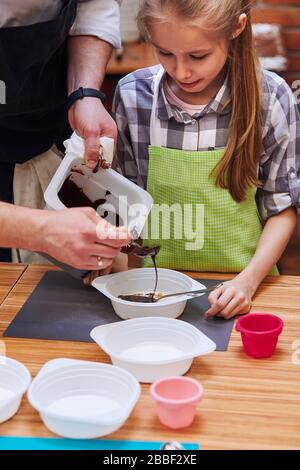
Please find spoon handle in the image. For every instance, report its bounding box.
[159,283,222,300]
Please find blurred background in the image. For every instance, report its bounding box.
[102,0,300,274]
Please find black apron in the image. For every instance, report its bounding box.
[0,0,77,260]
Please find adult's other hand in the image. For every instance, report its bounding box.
[40,207,131,270]
[68,98,117,170]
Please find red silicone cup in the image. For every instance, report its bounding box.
[150,376,203,429]
[236,313,284,359]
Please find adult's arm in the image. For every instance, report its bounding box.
[68,0,122,168]
[0,202,130,270]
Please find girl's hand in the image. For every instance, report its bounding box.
[101,252,129,275]
[205,277,254,320]
[83,252,128,286]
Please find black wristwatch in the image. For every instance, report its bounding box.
[67,87,106,110]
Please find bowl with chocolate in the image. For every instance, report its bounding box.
[44,132,153,237]
[91,268,206,319]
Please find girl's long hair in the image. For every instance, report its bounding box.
[137,0,262,202]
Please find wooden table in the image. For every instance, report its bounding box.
[0,263,26,306]
[1,263,300,450]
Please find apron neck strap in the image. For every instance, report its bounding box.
[150,66,165,147]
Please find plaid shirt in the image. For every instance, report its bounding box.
[113,65,300,220]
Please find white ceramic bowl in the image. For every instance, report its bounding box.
[90,317,216,383]
[0,356,31,423]
[27,359,140,439]
[92,268,205,319]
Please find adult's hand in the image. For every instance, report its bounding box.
[40,207,131,270]
[68,97,117,169]
[67,36,117,170]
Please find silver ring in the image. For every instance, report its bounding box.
[97,256,103,268]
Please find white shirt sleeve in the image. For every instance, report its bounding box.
[69,0,122,49]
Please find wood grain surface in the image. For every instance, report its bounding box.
[0,263,300,450]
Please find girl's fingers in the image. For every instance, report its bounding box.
[222,300,252,319]
[205,289,223,317]
[97,265,114,276]
[76,252,115,271]
[207,285,224,305]
[90,256,114,270]
[111,252,128,273]
[91,244,120,259]
[217,293,246,317]
[205,287,235,318]
[85,253,128,284]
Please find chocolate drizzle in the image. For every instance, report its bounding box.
[119,242,161,302]
[118,293,161,303]
[92,160,101,174]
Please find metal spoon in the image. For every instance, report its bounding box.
[118,283,222,303]
[155,283,223,301]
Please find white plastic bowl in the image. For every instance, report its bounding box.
[0,356,31,423]
[92,268,205,319]
[27,359,140,439]
[44,132,152,237]
[90,317,216,383]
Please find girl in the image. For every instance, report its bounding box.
[113,0,300,319]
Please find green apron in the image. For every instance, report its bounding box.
[143,67,278,275]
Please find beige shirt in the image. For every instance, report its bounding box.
[0,0,62,27]
[0,0,122,48]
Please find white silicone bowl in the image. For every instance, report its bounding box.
[92,268,205,319]
[27,359,140,439]
[0,356,31,423]
[90,317,216,383]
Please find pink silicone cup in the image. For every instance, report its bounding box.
[236,313,284,359]
[150,376,203,429]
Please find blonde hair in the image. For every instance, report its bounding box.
[137,0,262,203]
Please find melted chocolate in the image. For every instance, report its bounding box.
[121,240,160,257]
[93,198,106,207]
[58,175,120,226]
[118,293,157,303]
[70,168,85,176]
[92,160,101,174]
[134,245,160,258]
[118,291,162,303]
[151,254,158,301]
[58,177,100,209]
